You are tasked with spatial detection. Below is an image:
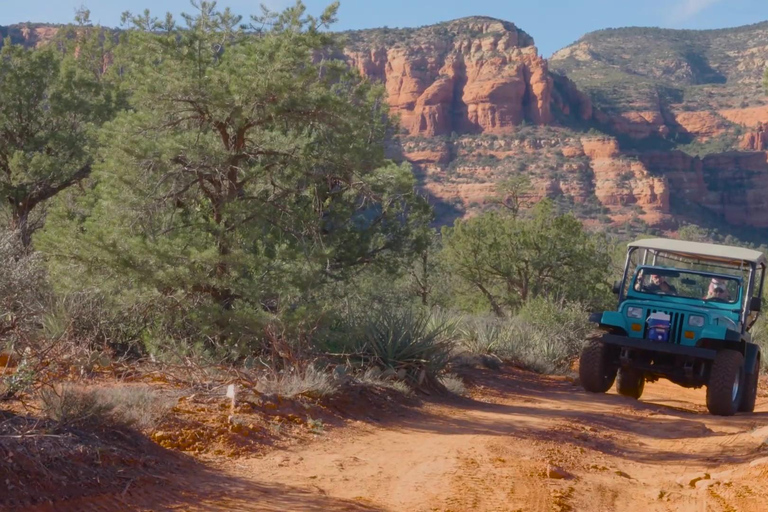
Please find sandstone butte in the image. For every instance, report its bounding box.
[345,19,554,137]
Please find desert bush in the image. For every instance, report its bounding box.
[0,229,48,342]
[750,316,768,371]
[355,309,453,386]
[98,385,174,430]
[457,316,515,354]
[39,384,172,431]
[456,298,592,374]
[39,385,114,430]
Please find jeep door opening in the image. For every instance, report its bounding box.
[580,238,766,416]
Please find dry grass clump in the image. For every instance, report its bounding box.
[39,384,173,431]
[254,366,339,399]
[438,374,467,395]
[356,367,413,395]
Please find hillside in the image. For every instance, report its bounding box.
[341,17,768,235]
[3,17,768,237]
[550,22,768,147]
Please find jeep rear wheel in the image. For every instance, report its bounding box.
[739,355,759,413]
[579,340,617,393]
[616,367,645,399]
[706,350,744,416]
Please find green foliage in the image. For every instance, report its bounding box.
[764,67,768,95]
[0,24,120,245]
[440,200,611,316]
[354,308,452,385]
[454,298,592,374]
[40,1,431,351]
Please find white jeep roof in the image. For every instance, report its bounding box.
[628,238,766,267]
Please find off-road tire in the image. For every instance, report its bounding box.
[616,367,645,399]
[579,340,617,393]
[706,350,744,416]
[739,355,760,413]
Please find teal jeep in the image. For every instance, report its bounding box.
[580,238,766,416]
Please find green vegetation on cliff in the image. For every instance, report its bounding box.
[551,22,768,113]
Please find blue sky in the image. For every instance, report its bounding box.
[1,0,766,56]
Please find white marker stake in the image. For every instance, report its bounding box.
[226,384,237,411]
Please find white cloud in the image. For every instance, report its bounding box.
[667,0,725,24]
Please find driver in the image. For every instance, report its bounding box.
[644,272,678,295]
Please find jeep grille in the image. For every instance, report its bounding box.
[644,308,686,344]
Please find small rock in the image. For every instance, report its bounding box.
[547,465,571,479]
[676,472,710,488]
[695,479,715,490]
[614,470,631,479]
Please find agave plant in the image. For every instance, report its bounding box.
[357,308,452,386]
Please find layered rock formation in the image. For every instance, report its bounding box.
[639,150,768,227]
[0,24,60,48]
[345,19,554,136]
[740,124,768,150]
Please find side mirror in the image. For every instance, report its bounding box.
[750,297,762,312]
[612,280,621,295]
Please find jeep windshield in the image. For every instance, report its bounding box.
[631,267,741,305]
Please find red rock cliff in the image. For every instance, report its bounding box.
[345,19,553,136]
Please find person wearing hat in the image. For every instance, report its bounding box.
[704,278,731,301]
[641,271,677,295]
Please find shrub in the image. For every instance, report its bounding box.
[99,385,174,431]
[39,385,114,430]
[39,384,172,431]
[0,229,48,343]
[356,309,453,386]
[750,316,768,371]
[457,316,514,354]
[455,298,592,375]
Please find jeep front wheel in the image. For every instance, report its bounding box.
[616,367,645,399]
[739,355,759,413]
[706,350,744,416]
[579,340,617,393]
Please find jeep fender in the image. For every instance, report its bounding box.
[591,311,628,335]
[745,342,761,375]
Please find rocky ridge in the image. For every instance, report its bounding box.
[3,17,768,233]
[345,17,768,231]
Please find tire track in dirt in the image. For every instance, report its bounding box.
[14,366,768,511]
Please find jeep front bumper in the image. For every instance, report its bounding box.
[599,334,717,360]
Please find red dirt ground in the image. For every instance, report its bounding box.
[6,365,768,511]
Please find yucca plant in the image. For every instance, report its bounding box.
[458,317,513,355]
[357,309,452,387]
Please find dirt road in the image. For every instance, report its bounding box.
[25,366,768,511]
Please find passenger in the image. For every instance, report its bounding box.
[705,278,731,301]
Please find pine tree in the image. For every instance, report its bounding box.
[41,2,430,340]
[0,12,119,246]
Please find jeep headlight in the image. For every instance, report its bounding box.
[627,307,643,319]
[688,315,705,327]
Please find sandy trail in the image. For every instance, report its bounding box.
[22,367,768,511]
